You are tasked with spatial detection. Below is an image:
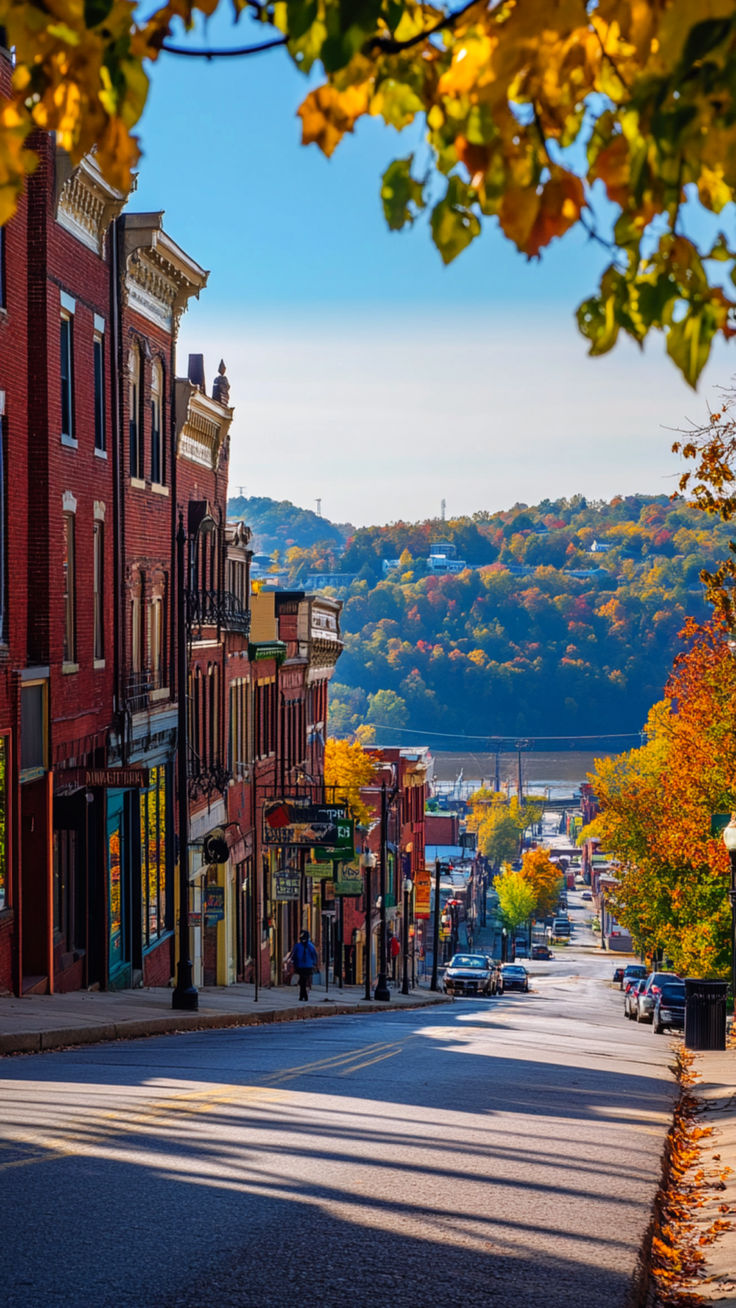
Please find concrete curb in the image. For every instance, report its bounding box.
[0,993,452,1057]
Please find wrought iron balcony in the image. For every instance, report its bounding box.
[125,668,166,714]
[185,588,251,637]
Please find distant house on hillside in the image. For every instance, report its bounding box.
[589,540,614,553]
[304,573,358,590]
[427,554,467,574]
[427,542,467,574]
[382,558,401,575]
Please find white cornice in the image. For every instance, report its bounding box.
[175,378,233,469]
[55,151,126,255]
[121,213,208,332]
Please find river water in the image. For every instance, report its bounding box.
[430,749,611,798]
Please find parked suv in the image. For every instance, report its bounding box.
[653,982,686,1034]
[620,963,647,991]
[636,971,680,1023]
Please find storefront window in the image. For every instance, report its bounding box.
[140,765,169,948]
[108,824,122,970]
[0,737,6,909]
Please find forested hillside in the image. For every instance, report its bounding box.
[229,493,736,742]
[330,496,733,741]
[227,495,352,556]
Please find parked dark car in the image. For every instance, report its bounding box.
[637,971,681,1022]
[624,978,647,1019]
[501,964,529,993]
[653,983,686,1034]
[621,963,648,991]
[581,890,592,901]
[612,967,625,985]
[531,944,553,960]
[444,954,495,997]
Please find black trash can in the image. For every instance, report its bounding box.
[684,978,727,1051]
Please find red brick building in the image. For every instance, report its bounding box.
[0,60,345,995]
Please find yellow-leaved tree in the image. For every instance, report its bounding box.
[324,737,377,827]
[3,2,736,382]
[519,848,563,920]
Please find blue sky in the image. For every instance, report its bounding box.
[131,19,735,526]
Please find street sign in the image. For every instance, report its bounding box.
[414,867,431,919]
[273,869,301,900]
[309,861,334,879]
[203,885,224,924]
[263,799,351,849]
[335,874,363,896]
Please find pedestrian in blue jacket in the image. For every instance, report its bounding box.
[292,930,319,1001]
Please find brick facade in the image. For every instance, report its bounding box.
[0,87,344,994]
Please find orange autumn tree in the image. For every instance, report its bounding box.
[591,618,736,977]
[519,848,563,920]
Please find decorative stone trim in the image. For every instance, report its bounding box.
[55,151,126,255]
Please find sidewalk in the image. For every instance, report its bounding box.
[0,979,450,1057]
[683,1048,736,1304]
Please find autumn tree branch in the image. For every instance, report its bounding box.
[368,0,483,55]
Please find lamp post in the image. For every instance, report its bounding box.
[722,815,736,1006]
[401,875,412,995]
[430,857,441,991]
[173,512,198,1011]
[374,779,394,1002]
[360,850,376,1001]
[501,926,507,963]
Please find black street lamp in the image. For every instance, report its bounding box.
[401,875,412,995]
[360,849,376,1001]
[722,815,736,1005]
[173,512,197,1011]
[430,857,441,991]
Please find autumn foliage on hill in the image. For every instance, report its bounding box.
[323,495,730,742]
[590,619,736,978]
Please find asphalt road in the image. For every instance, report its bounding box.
[0,943,675,1308]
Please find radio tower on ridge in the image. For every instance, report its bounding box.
[440,498,446,522]
[315,498,322,516]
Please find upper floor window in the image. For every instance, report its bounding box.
[148,596,163,681]
[150,359,164,484]
[128,345,143,479]
[62,511,76,663]
[60,313,74,442]
[93,521,104,661]
[94,330,105,453]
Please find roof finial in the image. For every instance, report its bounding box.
[212,359,230,406]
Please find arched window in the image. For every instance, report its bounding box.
[128,345,143,479]
[150,359,164,484]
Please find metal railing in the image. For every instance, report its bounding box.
[125,668,166,713]
[186,588,250,636]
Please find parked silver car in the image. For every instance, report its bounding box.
[444,954,495,997]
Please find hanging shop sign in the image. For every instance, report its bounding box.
[309,861,334,880]
[334,870,363,896]
[414,867,432,919]
[203,885,225,925]
[263,799,351,849]
[273,869,301,900]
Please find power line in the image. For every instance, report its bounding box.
[362,722,642,743]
